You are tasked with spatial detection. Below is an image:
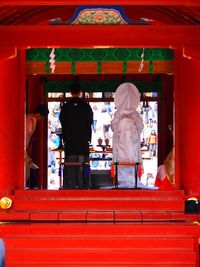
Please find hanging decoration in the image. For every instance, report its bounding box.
[138,48,145,72]
[26,48,174,75]
[49,48,56,74]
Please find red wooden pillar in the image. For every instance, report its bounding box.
[158,74,174,166]
[0,48,25,196]
[174,47,200,198]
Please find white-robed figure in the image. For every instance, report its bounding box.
[111,82,146,188]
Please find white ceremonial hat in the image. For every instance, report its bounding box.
[114,82,140,111]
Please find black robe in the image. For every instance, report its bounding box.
[60,97,93,156]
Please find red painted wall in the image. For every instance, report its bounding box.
[0,54,25,195]
[175,49,200,197]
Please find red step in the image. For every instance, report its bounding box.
[4,236,195,250]
[0,210,198,222]
[11,189,185,212]
[14,189,184,199]
[6,250,197,265]
[1,222,199,267]
[0,223,199,238]
[0,189,193,222]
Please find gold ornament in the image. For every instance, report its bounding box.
[0,197,12,209]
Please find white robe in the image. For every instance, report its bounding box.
[111,110,144,188]
[111,82,147,188]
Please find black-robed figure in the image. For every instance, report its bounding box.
[59,78,93,189]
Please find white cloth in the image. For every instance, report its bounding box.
[111,83,146,188]
[114,82,140,111]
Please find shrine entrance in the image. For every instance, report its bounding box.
[47,91,159,190]
[0,3,200,266]
[26,47,174,190]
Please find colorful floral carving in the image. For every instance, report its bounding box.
[73,9,126,24]
[48,6,150,25]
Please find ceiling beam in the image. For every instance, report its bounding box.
[0,25,200,48]
[1,0,200,6]
[183,46,200,59]
[0,47,17,60]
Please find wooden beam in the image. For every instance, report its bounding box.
[0,25,200,48]
[0,47,17,61]
[1,0,200,6]
[183,46,200,59]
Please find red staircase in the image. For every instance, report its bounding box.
[0,190,199,266]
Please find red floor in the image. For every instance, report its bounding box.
[0,190,199,266]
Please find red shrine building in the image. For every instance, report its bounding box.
[0,1,200,266]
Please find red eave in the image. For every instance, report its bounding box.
[1,0,200,7]
[0,25,200,48]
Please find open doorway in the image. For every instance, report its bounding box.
[47,91,158,189]
[25,48,174,190]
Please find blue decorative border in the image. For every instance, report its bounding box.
[49,5,150,25]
